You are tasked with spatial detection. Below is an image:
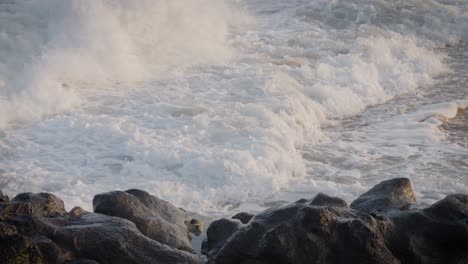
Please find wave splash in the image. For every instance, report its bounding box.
[0,0,238,127]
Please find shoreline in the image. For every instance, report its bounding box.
[1,177,467,263]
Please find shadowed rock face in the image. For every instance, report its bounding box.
[0,192,203,264]
[93,189,194,253]
[231,212,254,224]
[350,178,416,213]
[1,178,466,264]
[0,190,8,203]
[202,218,243,257]
[305,193,348,208]
[204,179,468,264]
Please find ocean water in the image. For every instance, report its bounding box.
[0,0,467,216]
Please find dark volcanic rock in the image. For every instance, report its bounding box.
[308,193,348,207]
[202,218,242,257]
[208,202,397,264]
[48,213,203,264]
[350,178,416,213]
[0,191,203,264]
[385,194,468,264]
[69,259,100,264]
[1,192,66,218]
[231,212,254,224]
[93,189,194,252]
[0,190,9,203]
[0,223,45,264]
[205,181,468,264]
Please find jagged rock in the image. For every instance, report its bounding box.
[0,190,9,203]
[231,212,254,224]
[350,178,416,213]
[205,181,468,264]
[46,213,203,264]
[93,189,195,253]
[308,193,348,207]
[423,193,468,221]
[0,192,66,218]
[0,191,204,264]
[208,202,397,264]
[385,194,468,263]
[202,218,242,257]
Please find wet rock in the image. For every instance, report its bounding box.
[68,206,88,218]
[350,178,416,213]
[384,194,468,263]
[49,213,203,264]
[202,218,242,257]
[231,212,254,224]
[423,193,468,221]
[0,190,9,203]
[93,189,194,252]
[308,193,348,207]
[208,202,398,264]
[0,191,204,264]
[205,181,467,264]
[35,236,74,263]
[2,192,66,217]
[0,222,45,264]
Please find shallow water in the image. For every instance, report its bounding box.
[279,43,468,209]
[0,0,467,216]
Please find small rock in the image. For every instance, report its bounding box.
[202,218,242,257]
[308,193,348,208]
[350,178,416,213]
[186,218,204,240]
[231,212,254,224]
[69,206,88,218]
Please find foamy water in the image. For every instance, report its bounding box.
[0,0,467,215]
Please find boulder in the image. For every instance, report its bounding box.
[308,193,348,207]
[93,189,194,252]
[48,213,203,264]
[202,218,242,257]
[0,191,204,264]
[208,202,397,264]
[350,178,416,213]
[1,192,66,218]
[231,212,254,224]
[385,194,468,263]
[205,181,468,264]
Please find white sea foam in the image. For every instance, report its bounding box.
[0,0,239,127]
[0,0,467,214]
[297,98,468,206]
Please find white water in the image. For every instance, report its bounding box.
[0,0,467,215]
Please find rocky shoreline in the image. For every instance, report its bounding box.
[1,178,467,263]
